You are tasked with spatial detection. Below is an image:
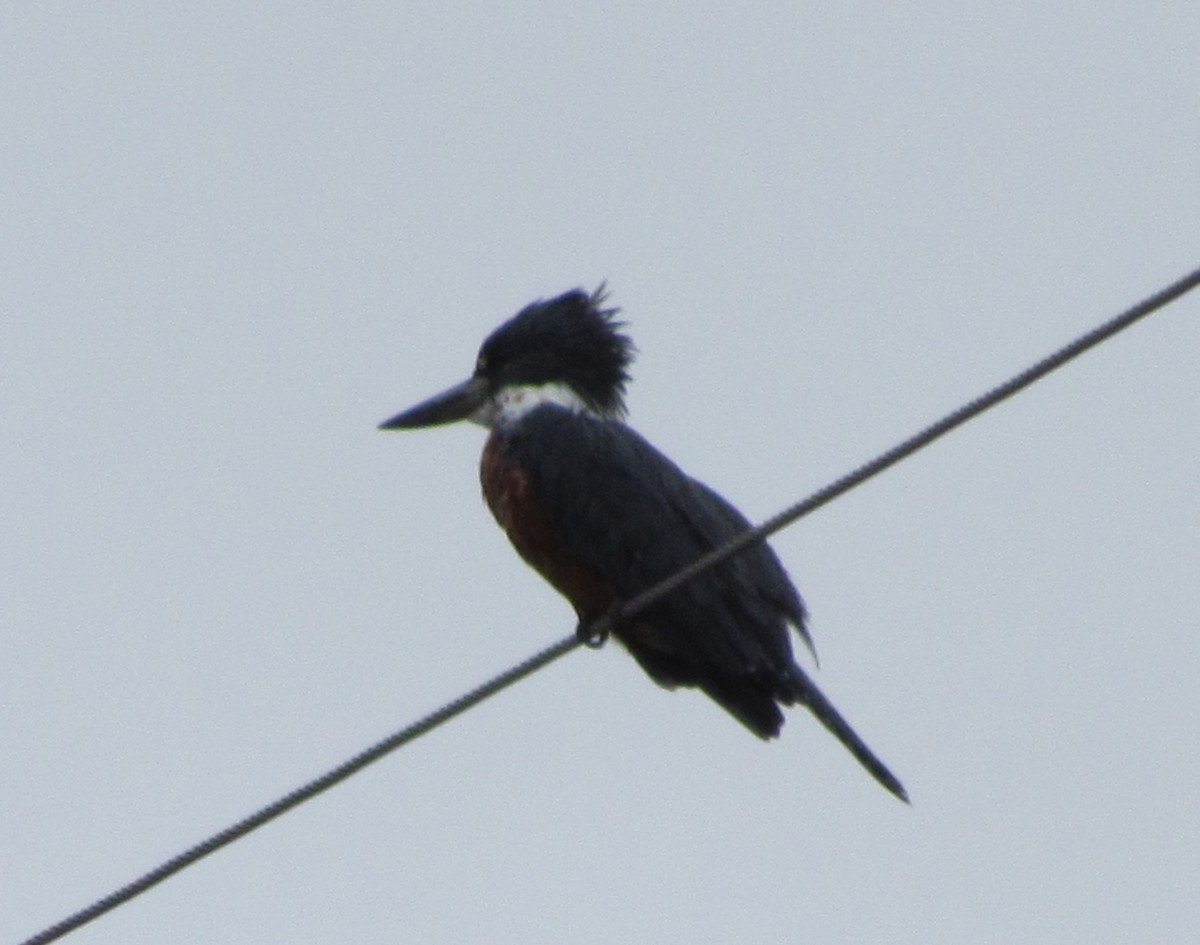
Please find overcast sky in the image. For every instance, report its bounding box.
[4,4,1199,944]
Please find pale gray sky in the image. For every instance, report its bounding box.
[4,4,1199,944]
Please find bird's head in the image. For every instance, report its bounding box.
[380,286,634,430]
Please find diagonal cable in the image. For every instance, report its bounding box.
[612,262,1200,624]
[17,636,580,945]
[18,262,1200,945]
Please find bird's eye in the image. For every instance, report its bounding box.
[475,354,487,375]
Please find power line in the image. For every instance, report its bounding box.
[18,636,582,945]
[611,263,1200,626]
[18,263,1200,945]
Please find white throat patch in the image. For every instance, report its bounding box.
[473,382,590,427]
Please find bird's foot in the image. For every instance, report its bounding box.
[576,602,624,649]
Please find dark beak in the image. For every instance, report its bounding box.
[378,376,489,430]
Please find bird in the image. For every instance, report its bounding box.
[380,286,907,801]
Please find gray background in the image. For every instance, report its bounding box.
[4,4,1199,943]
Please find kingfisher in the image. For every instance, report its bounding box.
[380,287,907,801]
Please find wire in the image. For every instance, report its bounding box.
[17,636,581,945]
[19,263,1200,945]
[613,262,1200,624]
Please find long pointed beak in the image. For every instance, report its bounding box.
[378,376,489,430]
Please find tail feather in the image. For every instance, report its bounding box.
[790,668,909,803]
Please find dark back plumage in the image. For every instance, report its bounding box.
[491,404,906,798]
[491,402,810,720]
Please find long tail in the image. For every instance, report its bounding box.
[790,667,909,803]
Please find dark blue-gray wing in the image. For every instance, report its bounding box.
[502,406,910,802]
[505,407,809,682]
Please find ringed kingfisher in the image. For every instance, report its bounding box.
[380,287,907,801]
